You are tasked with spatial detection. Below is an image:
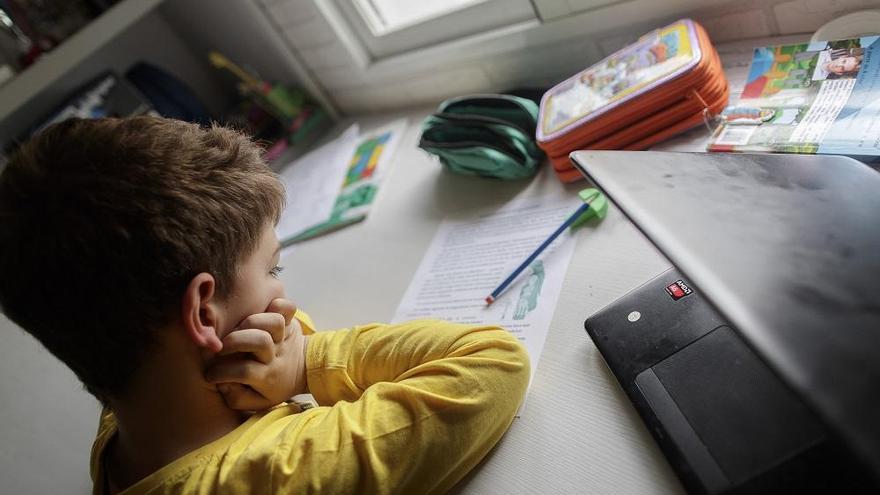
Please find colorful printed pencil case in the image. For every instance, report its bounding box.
[536,19,729,182]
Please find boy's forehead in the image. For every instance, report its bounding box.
[260,223,281,255]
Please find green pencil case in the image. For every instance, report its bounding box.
[418,94,545,180]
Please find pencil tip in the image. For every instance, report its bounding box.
[485,296,494,305]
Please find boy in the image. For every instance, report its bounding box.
[0,117,529,494]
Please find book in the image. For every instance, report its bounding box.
[279,119,407,245]
[708,36,879,156]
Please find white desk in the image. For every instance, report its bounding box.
[0,33,813,493]
[279,108,682,493]
[278,35,818,492]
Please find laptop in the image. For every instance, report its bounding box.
[569,151,880,493]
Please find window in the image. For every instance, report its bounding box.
[353,0,489,36]
[331,0,537,61]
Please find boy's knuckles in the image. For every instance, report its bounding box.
[236,314,284,342]
[221,385,263,410]
[238,313,278,330]
[221,331,274,362]
[257,331,274,349]
[272,313,286,332]
[267,298,297,318]
[208,360,264,384]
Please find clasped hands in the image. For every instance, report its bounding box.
[205,298,309,411]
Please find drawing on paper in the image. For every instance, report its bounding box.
[345,131,391,186]
[514,260,545,320]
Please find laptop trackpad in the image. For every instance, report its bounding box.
[636,326,824,487]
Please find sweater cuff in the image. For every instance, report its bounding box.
[305,330,332,405]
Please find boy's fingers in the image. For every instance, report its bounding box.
[267,298,297,327]
[237,312,287,343]
[205,359,266,386]
[288,317,304,340]
[269,298,298,341]
[219,383,273,411]
[218,329,274,364]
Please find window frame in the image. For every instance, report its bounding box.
[324,0,538,63]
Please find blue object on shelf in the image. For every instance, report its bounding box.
[125,62,211,124]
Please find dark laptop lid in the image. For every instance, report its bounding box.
[570,151,880,476]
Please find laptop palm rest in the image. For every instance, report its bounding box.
[585,268,837,493]
[636,325,824,491]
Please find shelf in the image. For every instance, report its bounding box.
[0,0,166,124]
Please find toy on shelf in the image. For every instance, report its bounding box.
[208,51,327,160]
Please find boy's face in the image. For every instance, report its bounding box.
[219,222,286,338]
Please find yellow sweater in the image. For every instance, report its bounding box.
[90,319,529,494]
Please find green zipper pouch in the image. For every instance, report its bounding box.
[418,94,545,180]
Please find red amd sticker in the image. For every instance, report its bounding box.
[666,280,693,300]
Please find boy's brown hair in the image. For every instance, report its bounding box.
[0,116,285,404]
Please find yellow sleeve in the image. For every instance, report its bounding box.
[271,319,530,494]
[293,309,316,335]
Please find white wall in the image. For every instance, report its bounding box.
[0,313,99,494]
[259,0,880,115]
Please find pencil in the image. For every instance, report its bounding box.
[484,202,592,305]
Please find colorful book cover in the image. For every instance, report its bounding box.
[286,119,407,243]
[538,19,701,141]
[708,36,879,156]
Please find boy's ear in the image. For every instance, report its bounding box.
[182,272,223,353]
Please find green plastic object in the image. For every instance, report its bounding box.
[265,86,305,119]
[418,94,545,180]
[571,188,609,229]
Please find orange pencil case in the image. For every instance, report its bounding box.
[536,19,729,182]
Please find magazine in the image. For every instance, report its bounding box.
[708,36,879,156]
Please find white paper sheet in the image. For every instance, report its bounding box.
[392,193,584,381]
[275,124,360,243]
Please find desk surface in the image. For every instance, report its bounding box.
[279,108,682,493]
[278,36,816,491]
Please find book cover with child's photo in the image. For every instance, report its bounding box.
[708,36,879,156]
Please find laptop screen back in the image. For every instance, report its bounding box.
[570,151,880,475]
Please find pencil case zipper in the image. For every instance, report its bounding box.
[419,137,527,165]
[438,94,539,134]
[574,67,728,152]
[548,70,728,172]
[421,116,540,161]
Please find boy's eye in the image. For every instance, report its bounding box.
[270,265,284,278]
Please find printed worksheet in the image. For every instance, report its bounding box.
[392,193,584,382]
